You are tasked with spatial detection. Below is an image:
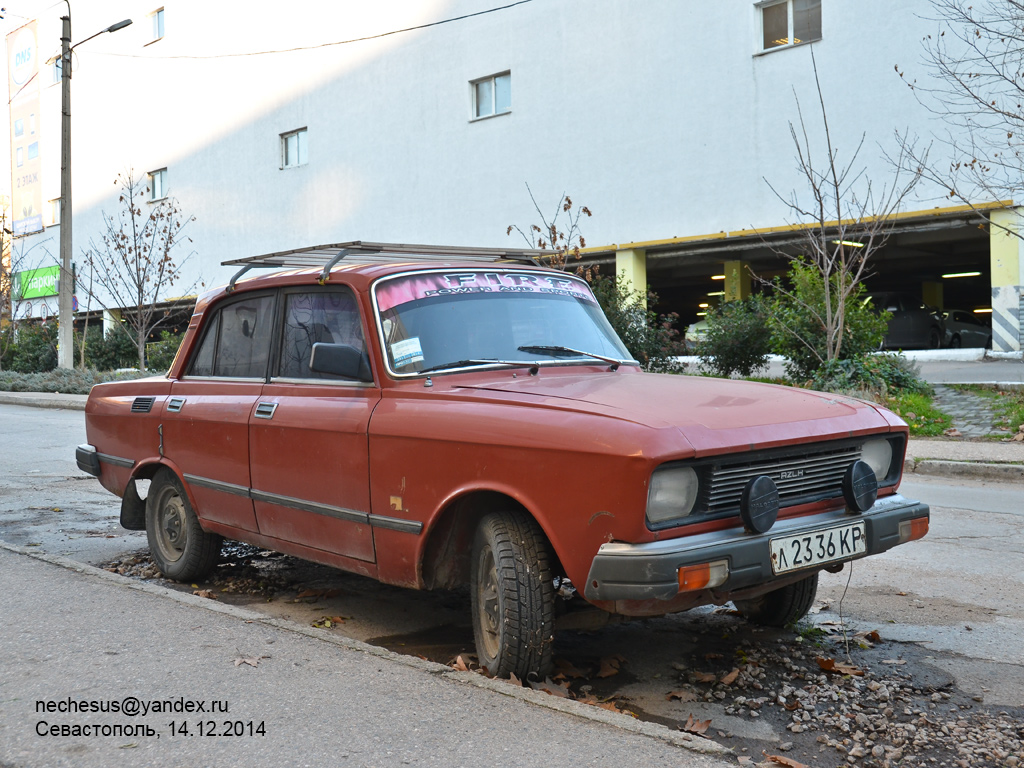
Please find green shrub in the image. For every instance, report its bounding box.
[770,261,889,382]
[811,353,930,398]
[82,326,139,371]
[8,320,58,373]
[0,368,147,395]
[589,272,686,373]
[698,296,773,377]
[145,331,184,373]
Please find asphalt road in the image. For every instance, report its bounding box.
[2,403,1022,764]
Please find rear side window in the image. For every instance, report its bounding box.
[188,294,275,378]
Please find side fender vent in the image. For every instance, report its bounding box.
[167,397,185,413]
[131,397,156,413]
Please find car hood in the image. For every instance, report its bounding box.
[455,370,894,456]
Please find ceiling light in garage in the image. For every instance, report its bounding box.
[699,303,709,308]
[941,271,982,278]
[707,291,725,297]
[831,240,864,248]
[711,275,726,280]
[973,308,993,313]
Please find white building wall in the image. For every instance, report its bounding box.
[5,0,956,306]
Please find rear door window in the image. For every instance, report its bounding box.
[188,293,276,379]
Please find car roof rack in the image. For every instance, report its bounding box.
[222,241,550,292]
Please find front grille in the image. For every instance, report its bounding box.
[702,444,862,515]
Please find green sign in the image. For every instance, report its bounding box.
[13,265,60,300]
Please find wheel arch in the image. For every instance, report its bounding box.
[419,489,565,590]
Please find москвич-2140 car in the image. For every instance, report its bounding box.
[77,242,930,679]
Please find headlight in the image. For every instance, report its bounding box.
[647,465,700,525]
[861,438,893,480]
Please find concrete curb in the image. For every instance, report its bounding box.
[905,458,1024,482]
[0,538,731,758]
[0,393,86,410]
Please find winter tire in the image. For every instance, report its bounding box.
[734,572,818,627]
[470,511,555,679]
[146,468,221,582]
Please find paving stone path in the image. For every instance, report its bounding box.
[931,384,1002,437]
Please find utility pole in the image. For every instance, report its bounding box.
[56,14,132,369]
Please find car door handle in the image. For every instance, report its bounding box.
[254,402,279,420]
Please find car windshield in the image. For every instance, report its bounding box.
[373,269,633,374]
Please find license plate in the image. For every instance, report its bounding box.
[769,522,867,575]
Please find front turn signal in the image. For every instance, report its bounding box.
[678,560,729,593]
[898,517,929,544]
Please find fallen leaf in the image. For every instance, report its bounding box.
[452,655,470,672]
[762,751,811,768]
[311,615,346,629]
[1010,432,1024,442]
[784,700,801,711]
[881,659,907,665]
[192,589,216,600]
[853,629,881,647]
[694,671,717,684]
[720,668,740,686]
[553,658,588,679]
[943,427,963,437]
[509,672,523,687]
[666,689,698,702]
[680,713,711,735]
[528,678,572,698]
[596,654,626,678]
[816,657,864,676]
[704,652,724,660]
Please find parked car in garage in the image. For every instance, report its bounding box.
[866,292,945,349]
[942,310,992,348]
[76,243,930,680]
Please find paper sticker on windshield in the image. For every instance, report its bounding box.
[376,271,597,312]
[391,337,424,368]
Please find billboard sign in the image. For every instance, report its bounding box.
[13,265,60,300]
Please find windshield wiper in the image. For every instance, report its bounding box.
[516,345,635,370]
[418,359,538,374]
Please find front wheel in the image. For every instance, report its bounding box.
[927,327,942,349]
[146,468,221,582]
[470,512,555,679]
[734,573,818,627]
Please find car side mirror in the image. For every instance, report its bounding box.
[310,343,372,382]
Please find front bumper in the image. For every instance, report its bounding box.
[583,494,929,602]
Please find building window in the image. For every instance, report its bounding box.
[49,198,61,226]
[149,8,165,43]
[759,0,821,51]
[148,168,167,201]
[281,128,308,168]
[471,72,511,120]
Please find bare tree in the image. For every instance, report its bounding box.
[895,0,1024,214]
[763,51,926,368]
[507,183,592,273]
[0,215,55,372]
[82,170,200,372]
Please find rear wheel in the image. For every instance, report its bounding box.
[949,335,962,349]
[146,468,221,581]
[470,511,555,679]
[927,327,942,349]
[734,573,818,627]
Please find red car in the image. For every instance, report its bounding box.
[77,243,929,679]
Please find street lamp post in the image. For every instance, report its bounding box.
[57,14,132,369]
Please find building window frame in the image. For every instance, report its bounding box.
[147,7,165,45]
[148,168,167,202]
[470,71,511,121]
[280,128,308,169]
[757,0,821,53]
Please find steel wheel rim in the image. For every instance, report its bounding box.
[155,488,187,563]
[476,546,500,660]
